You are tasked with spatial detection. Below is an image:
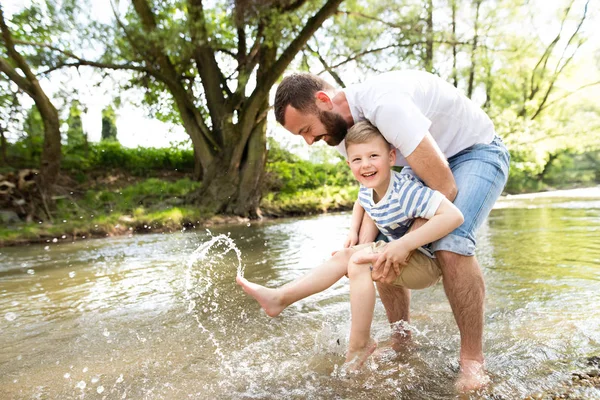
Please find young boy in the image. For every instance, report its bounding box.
[236,121,464,368]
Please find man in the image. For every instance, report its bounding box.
[273,70,510,392]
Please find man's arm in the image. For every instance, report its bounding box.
[405,133,457,202]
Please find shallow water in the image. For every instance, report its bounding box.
[1,192,600,399]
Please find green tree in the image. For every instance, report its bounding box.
[0,77,20,166]
[0,5,62,193]
[22,105,45,163]
[38,0,344,217]
[101,105,118,142]
[66,99,88,151]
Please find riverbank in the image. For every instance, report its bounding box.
[527,357,600,400]
[2,182,599,248]
[0,171,357,247]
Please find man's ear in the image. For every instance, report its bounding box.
[315,91,333,110]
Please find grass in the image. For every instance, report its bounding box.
[0,178,358,246]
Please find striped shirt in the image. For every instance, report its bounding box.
[358,171,444,256]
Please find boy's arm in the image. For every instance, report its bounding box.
[373,198,463,280]
[357,211,379,244]
[346,200,380,246]
[344,200,364,248]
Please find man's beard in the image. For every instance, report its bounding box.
[318,109,348,146]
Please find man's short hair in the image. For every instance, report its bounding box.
[274,73,333,125]
[345,121,390,149]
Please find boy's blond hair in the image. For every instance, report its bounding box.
[344,121,391,149]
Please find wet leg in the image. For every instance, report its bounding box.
[436,250,489,392]
[237,248,354,317]
[344,256,378,370]
[375,282,411,351]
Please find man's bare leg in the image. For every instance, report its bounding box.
[375,282,411,350]
[436,250,489,392]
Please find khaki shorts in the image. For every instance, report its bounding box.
[353,241,442,290]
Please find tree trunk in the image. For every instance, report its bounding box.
[187,114,267,218]
[34,95,62,191]
[451,0,458,87]
[231,104,268,216]
[0,125,7,166]
[467,0,482,99]
[424,0,434,73]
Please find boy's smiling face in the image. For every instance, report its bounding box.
[346,135,396,200]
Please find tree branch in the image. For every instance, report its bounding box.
[187,0,229,125]
[243,0,344,127]
[131,0,219,156]
[537,80,600,114]
[0,7,37,86]
[315,43,403,73]
[278,0,308,12]
[0,57,34,95]
[306,42,345,87]
[110,0,154,64]
[530,0,589,120]
[529,0,574,99]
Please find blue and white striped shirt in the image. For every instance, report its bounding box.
[358,171,444,256]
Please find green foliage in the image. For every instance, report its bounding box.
[101,105,118,142]
[65,100,88,150]
[56,178,202,220]
[261,185,358,216]
[544,150,600,188]
[264,137,355,195]
[504,147,545,193]
[11,106,45,165]
[71,141,195,173]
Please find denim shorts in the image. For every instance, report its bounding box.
[399,136,510,256]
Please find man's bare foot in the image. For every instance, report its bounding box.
[343,339,377,372]
[236,276,286,317]
[455,359,490,393]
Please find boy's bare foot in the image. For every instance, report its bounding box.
[236,276,286,317]
[343,339,377,372]
[455,359,490,393]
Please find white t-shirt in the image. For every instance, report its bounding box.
[336,70,496,166]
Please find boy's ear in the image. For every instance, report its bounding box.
[315,91,333,110]
[346,159,350,167]
[389,147,397,165]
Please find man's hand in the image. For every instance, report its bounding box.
[351,251,400,284]
[373,240,411,279]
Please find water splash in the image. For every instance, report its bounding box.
[186,232,244,277]
[182,231,245,379]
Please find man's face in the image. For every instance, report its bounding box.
[283,105,348,146]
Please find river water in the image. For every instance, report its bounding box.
[1,191,599,399]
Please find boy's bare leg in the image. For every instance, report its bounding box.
[436,251,489,392]
[236,248,354,317]
[345,256,378,369]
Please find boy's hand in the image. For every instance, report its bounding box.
[343,231,359,248]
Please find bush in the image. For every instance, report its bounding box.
[61,141,195,173]
[55,178,202,220]
[264,138,355,194]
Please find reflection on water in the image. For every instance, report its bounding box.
[1,192,599,399]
